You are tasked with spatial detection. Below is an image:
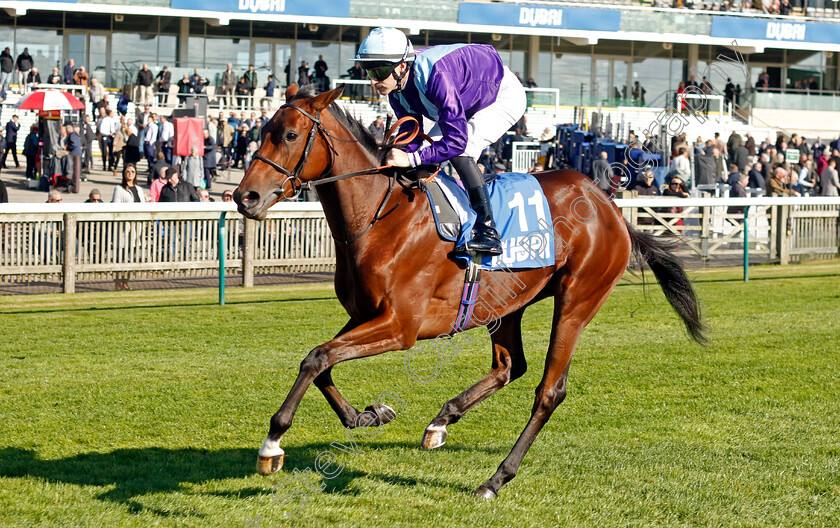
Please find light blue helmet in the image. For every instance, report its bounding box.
[354,27,415,64]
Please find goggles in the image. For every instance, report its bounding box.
[366,64,395,82]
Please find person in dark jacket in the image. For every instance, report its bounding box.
[22,125,39,180]
[728,172,749,216]
[176,74,192,106]
[1,115,21,169]
[136,63,154,105]
[633,168,661,196]
[63,59,76,84]
[65,124,82,193]
[0,47,13,99]
[82,114,96,173]
[15,48,34,92]
[203,129,216,191]
[26,68,41,87]
[156,66,171,105]
[0,177,7,203]
[158,169,199,202]
[731,144,750,173]
[748,162,766,193]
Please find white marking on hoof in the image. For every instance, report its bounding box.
[259,436,285,458]
[421,424,448,450]
[375,404,396,424]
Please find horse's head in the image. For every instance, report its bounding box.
[234,84,345,220]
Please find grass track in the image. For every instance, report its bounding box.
[1,261,839,527]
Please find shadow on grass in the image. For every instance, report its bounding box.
[0,446,255,516]
[0,440,493,514]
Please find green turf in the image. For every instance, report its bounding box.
[1,261,839,527]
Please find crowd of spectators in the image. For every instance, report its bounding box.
[648,130,840,197]
[669,0,818,15]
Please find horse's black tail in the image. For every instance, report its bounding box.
[626,222,708,346]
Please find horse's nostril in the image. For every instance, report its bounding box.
[242,191,260,205]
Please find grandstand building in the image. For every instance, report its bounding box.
[1,0,839,136]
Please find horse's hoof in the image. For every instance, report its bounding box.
[364,404,396,425]
[473,485,498,500]
[257,437,285,475]
[256,453,285,475]
[421,424,447,450]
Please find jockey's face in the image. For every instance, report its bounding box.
[370,62,409,96]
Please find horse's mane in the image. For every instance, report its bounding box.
[290,85,388,163]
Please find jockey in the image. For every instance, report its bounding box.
[354,27,527,256]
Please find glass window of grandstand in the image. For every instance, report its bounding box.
[14,28,63,76]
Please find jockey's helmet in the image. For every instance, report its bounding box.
[354,27,415,66]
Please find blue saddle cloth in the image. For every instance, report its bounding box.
[421,172,555,270]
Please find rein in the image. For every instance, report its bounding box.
[253,103,431,244]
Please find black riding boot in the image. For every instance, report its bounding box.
[450,156,503,256]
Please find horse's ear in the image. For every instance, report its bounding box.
[311,85,345,112]
[285,83,299,103]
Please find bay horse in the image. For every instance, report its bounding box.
[234,84,706,499]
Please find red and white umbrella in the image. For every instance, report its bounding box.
[14,89,86,111]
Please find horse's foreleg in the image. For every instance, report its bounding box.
[421,309,527,449]
[312,321,365,429]
[257,312,414,475]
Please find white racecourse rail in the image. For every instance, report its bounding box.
[0,197,838,293]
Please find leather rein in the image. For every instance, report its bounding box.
[251,102,431,245]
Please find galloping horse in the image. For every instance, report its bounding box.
[234,84,706,499]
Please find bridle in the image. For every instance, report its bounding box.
[251,101,431,244]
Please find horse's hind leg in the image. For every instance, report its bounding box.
[474,264,625,499]
[421,308,527,449]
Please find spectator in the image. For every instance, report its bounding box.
[632,81,646,105]
[159,168,199,202]
[189,68,203,95]
[89,78,106,110]
[65,124,82,194]
[523,77,537,88]
[234,76,249,111]
[47,67,62,85]
[181,145,204,189]
[158,115,174,164]
[795,159,816,195]
[156,66,171,105]
[203,129,216,190]
[149,165,172,202]
[779,0,791,14]
[221,63,237,108]
[346,61,364,98]
[245,65,258,97]
[222,189,234,202]
[368,115,385,143]
[236,124,251,167]
[176,74,192,106]
[73,66,89,88]
[124,118,141,168]
[634,168,660,196]
[768,166,797,196]
[220,118,235,166]
[723,163,740,186]
[47,190,62,203]
[0,176,8,202]
[748,162,766,193]
[0,47,13,100]
[669,147,691,185]
[63,59,75,84]
[244,141,257,171]
[298,60,310,86]
[100,109,120,173]
[112,163,145,202]
[1,115,21,169]
[663,176,690,198]
[728,172,749,216]
[112,116,127,175]
[136,64,154,105]
[821,159,839,196]
[198,188,213,202]
[85,188,103,203]
[262,74,276,109]
[26,67,41,88]
[812,137,826,159]
[313,55,328,92]
[143,113,159,171]
[15,48,34,93]
[22,124,38,181]
[592,151,612,193]
[731,142,750,173]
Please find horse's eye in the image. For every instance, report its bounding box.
[285,132,298,142]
